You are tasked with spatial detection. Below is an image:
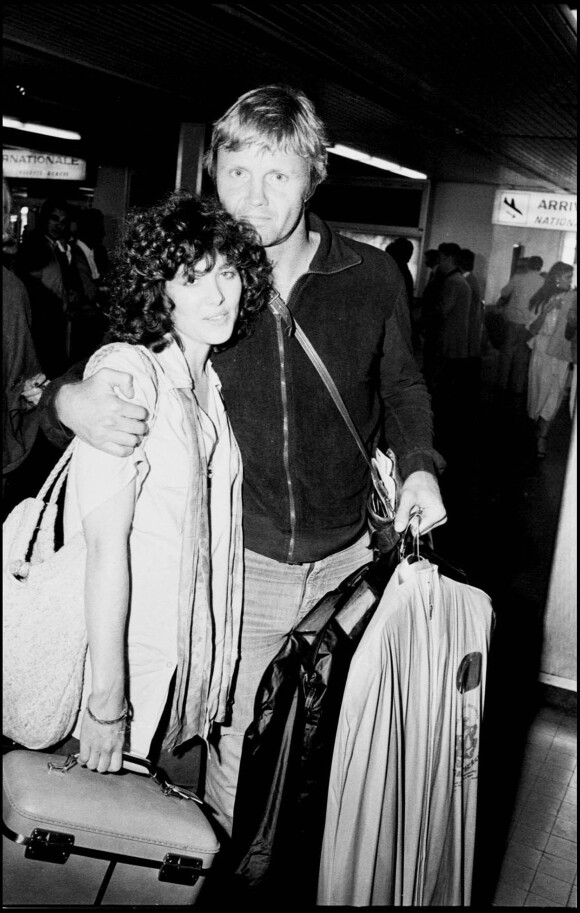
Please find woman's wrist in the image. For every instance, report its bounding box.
[86,695,130,726]
[86,689,126,719]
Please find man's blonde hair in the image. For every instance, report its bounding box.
[205,85,329,199]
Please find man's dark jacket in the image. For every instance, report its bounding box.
[213,213,442,563]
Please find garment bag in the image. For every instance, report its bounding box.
[318,547,494,907]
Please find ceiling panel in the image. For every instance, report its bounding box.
[2,1,577,191]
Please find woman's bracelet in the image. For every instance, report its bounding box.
[86,698,131,726]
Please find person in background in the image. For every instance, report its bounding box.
[37,84,447,843]
[526,262,575,458]
[385,237,414,306]
[459,248,483,404]
[564,294,577,419]
[419,248,442,381]
[15,196,100,375]
[58,191,271,782]
[426,242,471,461]
[2,180,47,517]
[386,237,418,350]
[496,254,544,407]
[424,248,440,274]
[74,208,111,293]
[71,207,110,356]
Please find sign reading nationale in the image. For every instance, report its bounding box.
[3,148,87,181]
[493,189,577,231]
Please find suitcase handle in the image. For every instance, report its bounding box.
[47,753,203,805]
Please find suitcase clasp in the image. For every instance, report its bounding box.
[47,753,78,775]
[158,853,203,886]
[25,828,74,864]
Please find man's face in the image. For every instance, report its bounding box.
[46,208,69,242]
[438,253,453,274]
[215,144,311,248]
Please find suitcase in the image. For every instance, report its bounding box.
[2,749,220,905]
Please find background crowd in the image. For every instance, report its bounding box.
[3,184,110,516]
[383,237,576,470]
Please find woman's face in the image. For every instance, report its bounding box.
[165,253,242,354]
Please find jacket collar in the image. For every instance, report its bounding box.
[306,211,362,275]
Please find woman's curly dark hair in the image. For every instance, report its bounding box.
[106,190,272,351]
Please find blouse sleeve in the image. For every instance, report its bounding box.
[71,343,159,524]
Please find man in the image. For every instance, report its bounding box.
[16,197,101,376]
[425,243,471,460]
[385,237,418,350]
[418,248,442,381]
[459,247,483,403]
[38,85,446,839]
[496,254,544,403]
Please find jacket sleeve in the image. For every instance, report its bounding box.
[36,360,89,450]
[441,276,470,317]
[379,280,445,480]
[3,271,44,473]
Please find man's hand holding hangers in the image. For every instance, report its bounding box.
[394,471,447,537]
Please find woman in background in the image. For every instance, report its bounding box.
[526,261,575,457]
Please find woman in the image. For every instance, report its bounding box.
[63,191,271,779]
[564,294,577,419]
[526,261,575,457]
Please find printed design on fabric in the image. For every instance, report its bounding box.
[454,703,480,788]
[456,651,482,693]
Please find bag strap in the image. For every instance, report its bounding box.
[268,293,372,470]
[37,440,77,504]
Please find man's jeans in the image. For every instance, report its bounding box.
[203,534,371,839]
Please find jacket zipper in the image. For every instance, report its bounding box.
[272,265,345,563]
[273,309,296,563]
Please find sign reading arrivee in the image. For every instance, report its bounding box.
[3,148,87,181]
[493,190,577,231]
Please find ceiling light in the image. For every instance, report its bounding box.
[3,117,81,141]
[328,143,427,180]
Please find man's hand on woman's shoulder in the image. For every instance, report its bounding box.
[55,369,149,457]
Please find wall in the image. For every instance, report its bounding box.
[422,182,495,299]
[540,408,577,689]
